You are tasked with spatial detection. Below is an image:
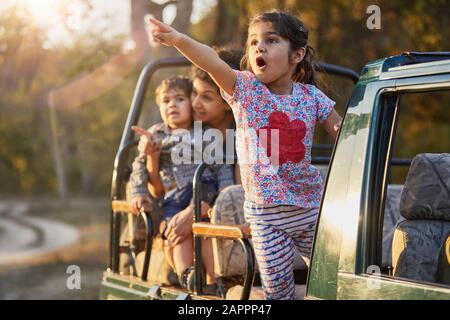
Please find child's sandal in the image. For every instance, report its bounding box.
[179,266,205,292]
[179,266,195,291]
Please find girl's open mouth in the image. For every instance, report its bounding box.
[256,57,266,69]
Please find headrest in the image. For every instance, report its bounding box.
[400,153,450,221]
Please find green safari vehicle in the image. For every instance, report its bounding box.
[100,52,450,300]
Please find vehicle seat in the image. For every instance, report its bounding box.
[382,184,405,268]
[392,153,450,284]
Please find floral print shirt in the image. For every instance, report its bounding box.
[222,70,335,208]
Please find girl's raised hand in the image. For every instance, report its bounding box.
[148,17,181,47]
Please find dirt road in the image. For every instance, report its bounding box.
[0,198,109,299]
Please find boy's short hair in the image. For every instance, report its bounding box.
[155,76,193,105]
[190,47,243,93]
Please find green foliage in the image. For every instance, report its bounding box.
[0,5,136,196]
[190,0,450,145]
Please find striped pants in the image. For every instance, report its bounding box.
[244,201,319,300]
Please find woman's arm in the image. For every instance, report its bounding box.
[234,164,242,185]
[149,18,237,96]
[321,109,342,141]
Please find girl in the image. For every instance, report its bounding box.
[148,10,342,300]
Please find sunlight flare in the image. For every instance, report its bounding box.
[16,0,60,22]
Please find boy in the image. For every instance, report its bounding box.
[129,76,234,291]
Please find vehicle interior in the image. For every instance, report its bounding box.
[377,89,450,288]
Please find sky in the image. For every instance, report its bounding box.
[0,0,217,47]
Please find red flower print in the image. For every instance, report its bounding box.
[257,111,306,166]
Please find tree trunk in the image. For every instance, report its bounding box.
[172,0,193,33]
[47,96,68,203]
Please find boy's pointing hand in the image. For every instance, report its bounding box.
[132,126,162,157]
[131,125,151,138]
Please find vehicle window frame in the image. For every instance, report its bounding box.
[365,76,450,289]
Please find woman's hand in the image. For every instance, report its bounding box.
[165,202,211,247]
[148,17,183,47]
[165,205,194,247]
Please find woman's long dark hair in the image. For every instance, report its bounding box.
[241,10,316,86]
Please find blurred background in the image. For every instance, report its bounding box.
[0,0,449,299]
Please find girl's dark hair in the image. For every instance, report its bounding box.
[190,46,244,93]
[241,10,316,86]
